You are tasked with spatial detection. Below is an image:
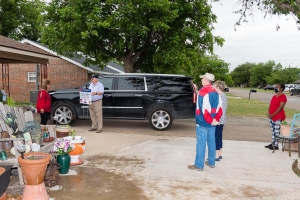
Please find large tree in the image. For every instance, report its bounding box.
[42,0,224,73]
[249,60,276,87]
[188,54,233,86]
[230,62,254,87]
[266,66,300,84]
[0,0,44,41]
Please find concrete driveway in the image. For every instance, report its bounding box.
[47,117,300,199]
[30,88,300,200]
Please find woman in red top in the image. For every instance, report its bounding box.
[36,79,52,125]
[265,83,287,150]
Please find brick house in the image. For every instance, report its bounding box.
[0,39,124,102]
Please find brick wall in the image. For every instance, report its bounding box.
[0,58,89,102]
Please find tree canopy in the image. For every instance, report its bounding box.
[230,62,254,87]
[0,0,44,41]
[230,60,300,87]
[249,60,276,87]
[187,54,233,86]
[42,0,224,73]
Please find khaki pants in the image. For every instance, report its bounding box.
[88,100,103,130]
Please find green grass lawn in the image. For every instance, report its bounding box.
[231,87,290,94]
[227,96,298,119]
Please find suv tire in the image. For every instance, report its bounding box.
[52,103,77,125]
[149,109,173,131]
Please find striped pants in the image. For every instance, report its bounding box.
[269,119,281,146]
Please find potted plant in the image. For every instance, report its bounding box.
[17,152,51,185]
[55,124,71,138]
[280,121,290,136]
[17,151,51,200]
[280,121,300,152]
[51,138,74,174]
[69,128,76,139]
[64,128,86,165]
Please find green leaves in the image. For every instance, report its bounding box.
[0,0,44,41]
[232,0,300,28]
[231,60,300,87]
[42,0,223,72]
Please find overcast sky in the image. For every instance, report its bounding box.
[211,0,300,72]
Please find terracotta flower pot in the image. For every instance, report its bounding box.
[0,193,7,200]
[281,125,290,137]
[18,152,51,185]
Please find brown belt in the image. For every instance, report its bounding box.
[92,99,102,102]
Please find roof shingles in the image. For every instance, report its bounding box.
[0,35,55,57]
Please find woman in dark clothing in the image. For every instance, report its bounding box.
[36,79,51,125]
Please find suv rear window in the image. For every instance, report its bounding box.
[147,77,192,92]
[117,77,145,90]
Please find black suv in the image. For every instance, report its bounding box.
[49,73,196,131]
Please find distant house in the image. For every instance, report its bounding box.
[0,39,124,102]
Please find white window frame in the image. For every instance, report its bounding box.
[28,72,36,82]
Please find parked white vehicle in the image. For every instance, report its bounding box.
[284,84,294,92]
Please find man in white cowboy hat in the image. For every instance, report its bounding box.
[88,74,104,133]
[188,73,223,171]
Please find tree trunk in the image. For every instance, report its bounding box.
[122,57,136,73]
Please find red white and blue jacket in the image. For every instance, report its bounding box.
[195,84,223,127]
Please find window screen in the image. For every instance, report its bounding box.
[28,72,36,82]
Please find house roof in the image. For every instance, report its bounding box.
[294,80,300,84]
[0,35,59,63]
[21,39,124,74]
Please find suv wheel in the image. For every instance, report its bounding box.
[53,103,77,125]
[149,109,173,131]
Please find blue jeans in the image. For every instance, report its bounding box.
[195,125,216,169]
[215,124,224,150]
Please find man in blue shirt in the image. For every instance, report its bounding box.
[88,74,104,133]
[188,73,222,171]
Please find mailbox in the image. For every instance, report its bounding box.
[249,89,257,99]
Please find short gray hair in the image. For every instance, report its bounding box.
[214,81,225,91]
